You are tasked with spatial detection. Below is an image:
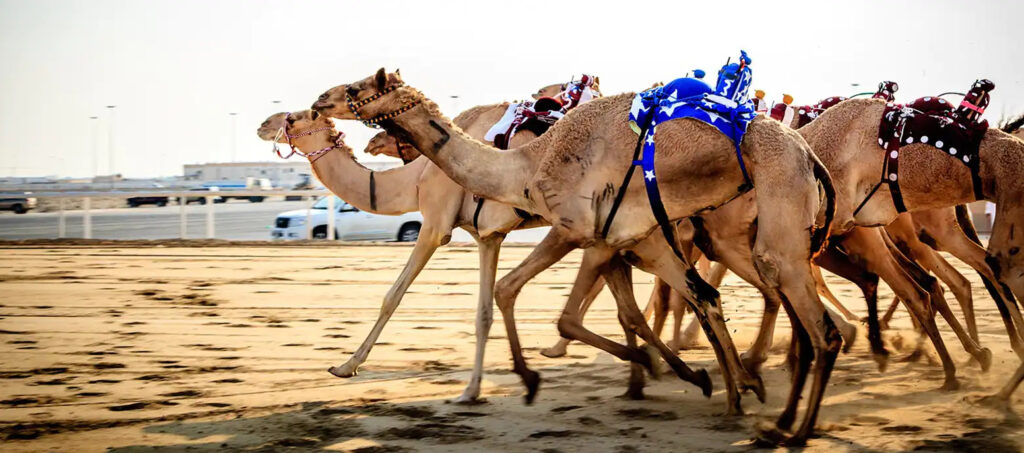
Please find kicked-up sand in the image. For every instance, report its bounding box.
[0,243,1022,452]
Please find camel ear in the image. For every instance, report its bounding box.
[594,76,600,85]
[375,67,388,91]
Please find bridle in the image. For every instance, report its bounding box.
[272,113,344,163]
[344,82,422,129]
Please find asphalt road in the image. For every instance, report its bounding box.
[0,200,550,242]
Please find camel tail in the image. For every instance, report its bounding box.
[810,154,836,258]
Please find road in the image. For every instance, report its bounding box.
[0,200,550,242]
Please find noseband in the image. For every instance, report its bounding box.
[273,113,344,163]
[345,82,422,129]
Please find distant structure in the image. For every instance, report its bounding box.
[182,161,400,188]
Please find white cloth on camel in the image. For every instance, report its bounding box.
[484,103,521,142]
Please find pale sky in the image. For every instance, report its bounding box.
[1,0,1022,178]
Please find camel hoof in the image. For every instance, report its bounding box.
[873,351,890,373]
[940,378,961,392]
[744,374,767,403]
[975,394,1012,411]
[897,350,925,363]
[520,369,541,405]
[694,368,713,398]
[450,394,487,406]
[976,348,993,372]
[623,385,646,401]
[840,325,857,353]
[539,345,568,359]
[781,434,810,447]
[328,364,358,378]
[753,422,790,447]
[634,347,656,376]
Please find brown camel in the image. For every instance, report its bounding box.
[314,69,839,445]
[255,92,605,404]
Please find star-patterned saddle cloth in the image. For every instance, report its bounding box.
[627,50,756,190]
[875,79,994,212]
[603,51,754,255]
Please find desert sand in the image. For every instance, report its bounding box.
[0,243,1021,452]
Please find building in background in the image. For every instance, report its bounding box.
[182,161,400,188]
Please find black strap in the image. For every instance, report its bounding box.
[969,157,985,201]
[472,197,484,231]
[601,113,654,239]
[369,172,377,211]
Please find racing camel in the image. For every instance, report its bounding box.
[313,67,839,445]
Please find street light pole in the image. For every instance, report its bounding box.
[89,116,99,178]
[228,112,238,162]
[105,105,117,181]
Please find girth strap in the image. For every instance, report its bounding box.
[369,172,377,211]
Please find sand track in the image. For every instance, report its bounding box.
[1,244,1022,452]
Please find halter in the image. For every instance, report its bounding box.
[272,113,344,163]
[345,82,422,129]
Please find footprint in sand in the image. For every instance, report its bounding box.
[616,408,678,421]
[108,402,149,411]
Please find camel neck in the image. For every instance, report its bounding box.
[384,102,540,212]
[291,134,423,214]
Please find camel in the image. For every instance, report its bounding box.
[255,83,606,404]
[313,68,840,445]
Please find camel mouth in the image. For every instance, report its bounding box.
[311,102,334,113]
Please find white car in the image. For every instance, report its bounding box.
[271,196,423,242]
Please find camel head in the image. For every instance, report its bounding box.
[365,131,421,160]
[532,83,564,100]
[256,109,333,143]
[312,68,417,124]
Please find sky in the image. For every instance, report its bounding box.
[1,0,1022,178]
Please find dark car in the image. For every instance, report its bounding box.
[184,187,225,205]
[126,196,169,207]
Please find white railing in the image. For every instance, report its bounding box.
[19,189,332,240]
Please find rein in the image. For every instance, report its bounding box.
[346,82,423,129]
[272,113,344,163]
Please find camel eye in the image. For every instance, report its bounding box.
[318,92,329,101]
[346,86,360,97]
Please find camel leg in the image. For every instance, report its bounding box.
[882,231,992,370]
[677,307,703,350]
[989,362,1024,403]
[813,265,859,321]
[842,228,961,390]
[627,233,762,413]
[707,261,729,287]
[666,289,687,351]
[616,304,647,400]
[647,277,672,340]
[929,252,979,342]
[556,248,709,392]
[815,244,888,371]
[773,303,814,433]
[540,276,606,359]
[452,234,502,404]
[328,226,443,378]
[927,216,1024,357]
[493,229,576,403]
[880,296,900,330]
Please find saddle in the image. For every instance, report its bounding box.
[608,51,756,255]
[488,75,599,150]
[873,79,994,212]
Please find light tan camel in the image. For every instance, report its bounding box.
[255,97,604,404]
[314,69,839,445]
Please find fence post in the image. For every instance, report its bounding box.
[326,196,335,240]
[305,196,313,240]
[179,197,187,238]
[82,197,92,239]
[205,196,215,238]
[58,198,66,238]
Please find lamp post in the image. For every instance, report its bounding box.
[228,112,238,162]
[89,116,99,179]
[105,105,117,181]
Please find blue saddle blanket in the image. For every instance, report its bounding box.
[626,51,756,188]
